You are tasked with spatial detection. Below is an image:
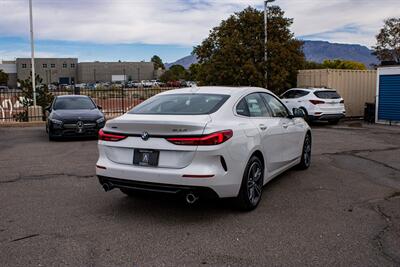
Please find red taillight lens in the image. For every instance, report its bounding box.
[98,129,127,142]
[166,130,233,146]
[309,100,325,105]
[340,100,344,104]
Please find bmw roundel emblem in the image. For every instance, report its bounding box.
[141,131,149,141]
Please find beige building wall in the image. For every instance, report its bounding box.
[78,62,155,83]
[16,58,78,84]
[297,69,377,117]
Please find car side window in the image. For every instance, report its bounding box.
[261,93,289,118]
[296,90,310,97]
[236,93,271,117]
[236,98,250,116]
[282,90,309,99]
[281,90,295,99]
[245,93,270,117]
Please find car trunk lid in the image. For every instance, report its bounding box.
[100,114,212,169]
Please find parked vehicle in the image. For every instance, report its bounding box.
[166,80,181,87]
[141,80,153,88]
[130,81,142,88]
[46,95,105,140]
[281,88,345,124]
[74,83,87,89]
[0,85,10,91]
[96,86,311,210]
[48,84,58,91]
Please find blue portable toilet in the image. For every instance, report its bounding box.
[376,66,400,125]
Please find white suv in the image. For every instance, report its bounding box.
[281,88,346,124]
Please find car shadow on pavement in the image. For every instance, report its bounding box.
[102,169,298,223]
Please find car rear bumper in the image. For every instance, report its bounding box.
[96,150,243,198]
[98,176,219,199]
[310,113,345,121]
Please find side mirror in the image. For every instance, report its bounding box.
[97,105,102,110]
[292,108,305,118]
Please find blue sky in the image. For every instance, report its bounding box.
[0,0,398,63]
[0,36,193,63]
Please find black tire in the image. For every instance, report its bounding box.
[120,188,136,197]
[300,108,311,123]
[297,132,312,170]
[48,130,56,141]
[329,119,340,125]
[236,155,264,211]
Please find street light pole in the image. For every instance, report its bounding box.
[264,0,274,89]
[29,0,36,105]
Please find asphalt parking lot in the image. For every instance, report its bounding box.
[1,122,400,266]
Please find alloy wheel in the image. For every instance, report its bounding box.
[247,161,263,205]
[303,134,311,167]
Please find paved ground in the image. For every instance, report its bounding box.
[0,122,400,266]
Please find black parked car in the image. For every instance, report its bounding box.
[46,95,105,140]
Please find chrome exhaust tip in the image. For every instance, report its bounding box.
[185,192,199,204]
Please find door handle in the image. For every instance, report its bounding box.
[259,124,267,131]
[282,123,289,129]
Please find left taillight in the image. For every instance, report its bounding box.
[166,130,233,146]
[98,129,127,142]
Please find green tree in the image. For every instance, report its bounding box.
[160,64,187,82]
[303,61,324,69]
[16,73,54,121]
[0,69,8,85]
[303,59,366,70]
[193,6,304,93]
[187,63,200,81]
[151,55,165,70]
[322,59,366,70]
[373,17,400,64]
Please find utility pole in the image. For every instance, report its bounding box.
[264,0,274,89]
[29,0,36,105]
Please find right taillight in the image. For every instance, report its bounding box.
[309,100,325,105]
[166,130,233,146]
[98,129,127,142]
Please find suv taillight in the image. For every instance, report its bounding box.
[98,129,127,141]
[166,130,233,146]
[309,100,325,105]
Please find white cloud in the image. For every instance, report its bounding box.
[0,49,67,60]
[0,0,398,47]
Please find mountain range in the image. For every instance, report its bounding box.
[165,40,379,69]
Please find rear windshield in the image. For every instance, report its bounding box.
[53,97,96,110]
[314,90,341,99]
[129,94,230,115]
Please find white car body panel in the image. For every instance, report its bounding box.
[96,86,311,198]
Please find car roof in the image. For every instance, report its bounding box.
[159,86,273,97]
[288,87,336,92]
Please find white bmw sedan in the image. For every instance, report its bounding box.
[96,87,311,210]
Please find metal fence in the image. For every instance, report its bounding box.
[0,87,177,123]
